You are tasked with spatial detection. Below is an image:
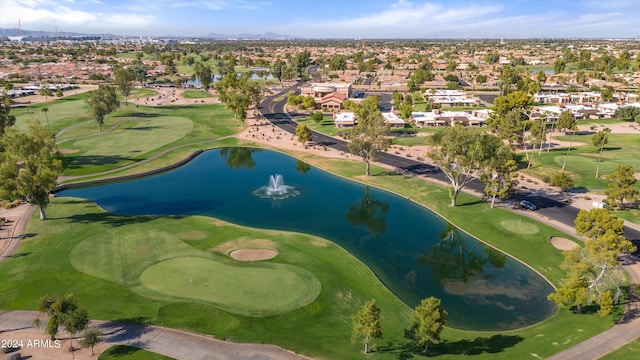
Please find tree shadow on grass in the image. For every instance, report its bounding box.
[98,320,153,349]
[62,155,134,170]
[125,112,162,118]
[63,212,180,227]
[128,125,167,131]
[377,335,523,358]
[100,345,141,357]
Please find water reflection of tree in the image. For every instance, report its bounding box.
[418,223,505,286]
[296,160,311,174]
[346,186,390,236]
[219,147,262,169]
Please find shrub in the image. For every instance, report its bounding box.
[310,111,324,123]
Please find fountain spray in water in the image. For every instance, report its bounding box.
[253,174,299,199]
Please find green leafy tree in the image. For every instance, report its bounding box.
[0,121,62,220]
[113,66,136,106]
[392,91,404,108]
[597,291,614,317]
[497,110,524,148]
[272,58,286,82]
[347,97,391,176]
[557,111,577,172]
[429,127,510,206]
[400,102,413,121]
[38,293,89,352]
[605,164,638,208]
[601,87,613,102]
[547,271,589,313]
[194,61,213,92]
[536,70,547,85]
[614,106,640,121]
[408,297,448,353]
[214,73,254,126]
[482,159,518,208]
[0,94,16,137]
[38,86,53,100]
[294,50,311,77]
[566,209,635,310]
[295,124,312,148]
[487,91,533,130]
[41,107,50,127]
[351,299,382,354]
[85,85,119,132]
[554,58,566,74]
[591,127,611,178]
[329,54,347,71]
[310,111,323,123]
[551,172,575,201]
[80,328,103,356]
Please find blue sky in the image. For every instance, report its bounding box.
[1,0,639,38]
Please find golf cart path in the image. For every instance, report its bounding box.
[0,310,311,360]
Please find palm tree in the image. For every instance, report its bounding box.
[594,127,611,178]
[41,107,50,128]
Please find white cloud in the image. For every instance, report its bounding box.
[290,1,502,37]
[0,0,153,32]
[169,0,259,11]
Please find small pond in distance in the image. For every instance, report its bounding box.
[58,147,556,330]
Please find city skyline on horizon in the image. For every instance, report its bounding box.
[1,0,639,39]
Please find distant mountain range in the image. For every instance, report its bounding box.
[201,31,299,40]
[0,28,118,38]
[0,27,299,40]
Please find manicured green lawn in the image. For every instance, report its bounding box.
[140,256,321,316]
[391,135,432,146]
[13,93,94,134]
[1,167,622,359]
[0,94,628,360]
[61,115,193,175]
[598,333,640,359]
[0,198,412,359]
[615,209,640,224]
[181,90,212,98]
[524,133,640,191]
[54,104,239,176]
[99,345,174,360]
[129,88,157,99]
[296,116,349,137]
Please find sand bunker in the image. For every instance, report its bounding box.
[230,249,277,261]
[550,236,579,250]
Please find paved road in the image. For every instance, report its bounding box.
[260,86,640,249]
[260,85,640,359]
[0,311,310,360]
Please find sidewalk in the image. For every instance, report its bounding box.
[0,310,310,360]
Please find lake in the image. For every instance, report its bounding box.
[58,147,556,330]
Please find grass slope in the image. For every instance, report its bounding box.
[0,198,411,359]
[139,256,321,316]
[525,133,640,191]
[99,345,174,360]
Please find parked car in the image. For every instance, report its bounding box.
[519,200,538,211]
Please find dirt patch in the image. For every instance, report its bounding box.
[311,240,328,247]
[179,230,207,240]
[214,238,277,254]
[57,148,79,154]
[550,236,579,250]
[229,249,278,261]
